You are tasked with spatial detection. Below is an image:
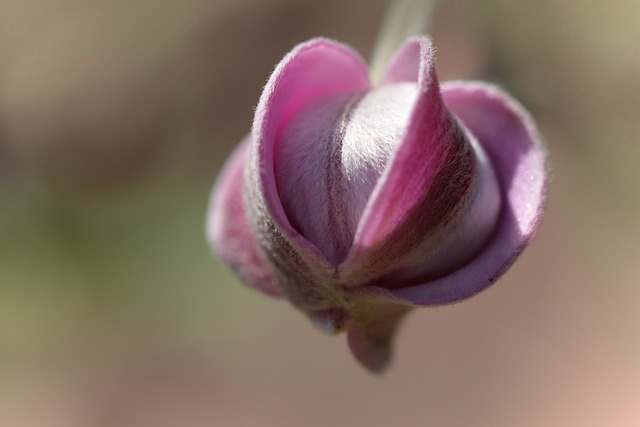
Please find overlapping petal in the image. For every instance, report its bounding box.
[362,82,547,305]
[206,137,282,297]
[247,38,371,315]
[340,37,485,286]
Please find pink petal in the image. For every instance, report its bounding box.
[367,82,547,305]
[247,38,371,312]
[339,37,478,285]
[382,36,423,83]
[206,136,282,297]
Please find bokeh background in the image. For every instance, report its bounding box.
[1,0,639,426]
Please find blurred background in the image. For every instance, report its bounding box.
[0,0,638,425]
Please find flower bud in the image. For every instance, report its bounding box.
[207,37,547,372]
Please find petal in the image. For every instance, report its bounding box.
[339,36,480,285]
[368,82,547,305]
[248,38,371,312]
[382,35,423,83]
[206,136,282,297]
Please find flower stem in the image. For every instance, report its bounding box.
[370,0,439,85]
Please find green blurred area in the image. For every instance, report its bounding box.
[0,0,639,426]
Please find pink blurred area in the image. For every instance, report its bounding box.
[0,0,639,426]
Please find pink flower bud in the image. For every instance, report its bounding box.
[207,37,547,372]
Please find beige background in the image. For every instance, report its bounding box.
[0,0,639,425]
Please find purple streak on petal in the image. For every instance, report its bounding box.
[206,136,282,297]
[248,38,370,312]
[365,81,547,305]
[340,37,475,284]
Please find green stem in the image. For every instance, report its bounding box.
[370,0,439,85]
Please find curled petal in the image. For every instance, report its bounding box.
[340,37,488,285]
[206,137,282,297]
[248,38,371,313]
[368,82,547,305]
